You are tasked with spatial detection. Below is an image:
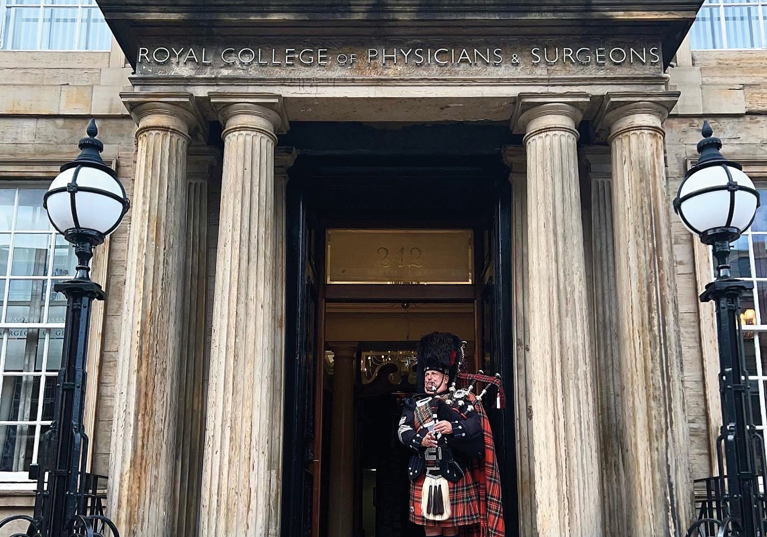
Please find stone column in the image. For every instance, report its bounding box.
[109,93,203,536]
[326,342,358,537]
[513,95,603,537]
[199,94,287,537]
[598,93,693,536]
[172,149,217,537]
[583,149,626,537]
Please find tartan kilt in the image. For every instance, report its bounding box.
[409,470,481,528]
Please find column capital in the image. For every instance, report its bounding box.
[275,146,298,178]
[511,93,590,136]
[120,91,206,140]
[209,92,289,139]
[595,91,680,140]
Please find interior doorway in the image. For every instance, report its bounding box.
[281,155,516,537]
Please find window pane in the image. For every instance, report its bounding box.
[5,280,47,324]
[724,6,761,48]
[751,380,764,427]
[52,235,75,278]
[0,191,16,232]
[0,425,34,472]
[0,376,40,422]
[731,235,752,278]
[40,377,54,421]
[5,328,44,372]
[41,7,77,50]
[47,329,63,371]
[0,235,11,277]
[744,332,758,374]
[46,289,66,325]
[78,8,110,51]
[690,7,724,49]
[10,234,51,277]
[8,8,42,50]
[752,190,767,231]
[15,190,48,231]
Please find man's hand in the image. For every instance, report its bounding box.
[421,431,438,448]
[433,420,453,435]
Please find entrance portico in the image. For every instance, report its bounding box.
[100,2,702,535]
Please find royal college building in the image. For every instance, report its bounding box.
[1,1,767,536]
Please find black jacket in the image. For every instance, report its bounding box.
[397,395,483,483]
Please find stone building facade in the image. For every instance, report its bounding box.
[0,1,765,536]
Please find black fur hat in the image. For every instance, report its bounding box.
[416,331,463,393]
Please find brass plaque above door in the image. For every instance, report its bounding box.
[326,229,474,285]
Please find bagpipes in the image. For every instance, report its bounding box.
[449,340,506,411]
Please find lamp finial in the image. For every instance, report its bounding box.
[86,118,98,139]
[697,120,725,165]
[702,120,714,139]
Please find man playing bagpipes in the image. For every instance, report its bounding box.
[397,332,505,537]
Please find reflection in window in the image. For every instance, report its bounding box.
[0,188,68,473]
[690,1,767,50]
[0,0,111,51]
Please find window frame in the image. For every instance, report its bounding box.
[691,0,767,51]
[0,0,111,52]
[0,160,112,487]
[690,159,767,477]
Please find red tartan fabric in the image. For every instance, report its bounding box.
[464,396,505,537]
[409,471,481,526]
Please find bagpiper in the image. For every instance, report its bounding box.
[397,332,505,537]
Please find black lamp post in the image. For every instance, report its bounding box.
[675,121,767,537]
[0,119,128,537]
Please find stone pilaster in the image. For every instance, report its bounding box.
[583,148,626,537]
[172,149,217,537]
[199,94,287,537]
[597,92,693,536]
[108,93,204,536]
[513,95,603,537]
[326,342,358,537]
[266,149,294,537]
[504,146,535,537]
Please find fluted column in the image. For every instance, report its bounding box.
[327,342,358,537]
[583,149,626,537]
[516,97,603,537]
[172,150,217,537]
[599,94,693,536]
[109,94,202,536]
[199,96,286,537]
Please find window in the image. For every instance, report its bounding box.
[0,187,72,479]
[0,0,111,51]
[690,0,767,50]
[722,184,767,438]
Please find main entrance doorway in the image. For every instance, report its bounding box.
[281,155,516,537]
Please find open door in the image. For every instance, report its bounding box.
[282,175,324,537]
[479,175,518,536]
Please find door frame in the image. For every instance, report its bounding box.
[281,155,517,537]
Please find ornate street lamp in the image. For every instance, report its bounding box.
[0,119,128,537]
[675,121,767,537]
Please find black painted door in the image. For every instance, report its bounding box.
[282,175,322,537]
[479,175,518,536]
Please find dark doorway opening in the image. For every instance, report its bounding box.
[281,153,517,537]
